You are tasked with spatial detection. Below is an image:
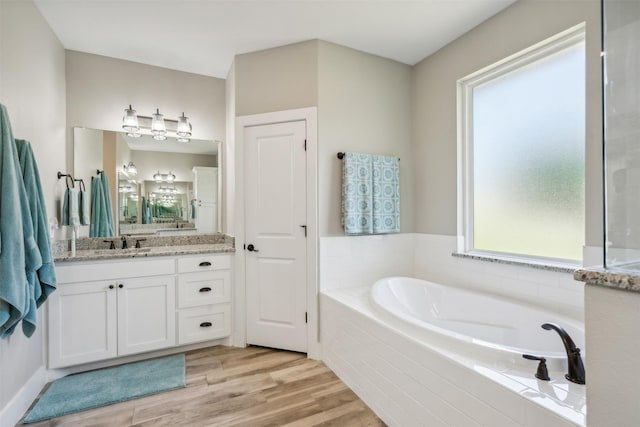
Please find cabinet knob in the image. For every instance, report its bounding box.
[199,287,212,293]
[109,284,114,289]
[118,284,124,289]
[199,261,212,267]
[200,322,213,328]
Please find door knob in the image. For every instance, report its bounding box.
[247,244,259,252]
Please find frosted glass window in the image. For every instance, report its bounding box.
[469,39,585,261]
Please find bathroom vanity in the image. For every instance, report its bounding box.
[49,239,234,369]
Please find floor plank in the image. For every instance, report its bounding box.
[19,346,385,427]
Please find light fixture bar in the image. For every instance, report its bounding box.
[122,106,192,142]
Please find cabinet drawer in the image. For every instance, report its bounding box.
[177,305,230,345]
[177,270,230,308]
[177,254,230,273]
[56,258,175,283]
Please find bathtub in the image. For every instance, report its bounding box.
[321,278,586,426]
[370,276,585,371]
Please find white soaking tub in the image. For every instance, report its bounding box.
[369,276,585,371]
[320,278,586,427]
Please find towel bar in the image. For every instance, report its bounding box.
[336,152,400,161]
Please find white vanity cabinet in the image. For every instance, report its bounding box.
[49,258,176,368]
[176,254,231,345]
[49,252,233,369]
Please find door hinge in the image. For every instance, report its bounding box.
[304,139,307,151]
[300,225,307,237]
[305,312,308,323]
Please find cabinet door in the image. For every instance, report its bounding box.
[117,275,176,356]
[49,281,117,368]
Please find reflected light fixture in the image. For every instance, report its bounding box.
[122,105,192,142]
[153,171,176,183]
[123,161,137,176]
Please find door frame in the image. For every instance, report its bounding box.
[233,107,319,359]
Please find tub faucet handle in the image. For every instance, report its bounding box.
[523,354,550,381]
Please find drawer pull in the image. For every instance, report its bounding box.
[199,261,212,267]
[109,284,114,289]
[199,287,212,293]
[200,322,213,328]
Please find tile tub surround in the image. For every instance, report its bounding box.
[53,233,235,262]
[321,287,585,427]
[320,234,584,321]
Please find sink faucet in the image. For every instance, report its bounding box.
[542,323,585,384]
[121,235,129,249]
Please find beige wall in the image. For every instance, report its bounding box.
[224,61,236,234]
[318,41,414,236]
[235,40,318,116]
[0,0,66,419]
[412,0,602,247]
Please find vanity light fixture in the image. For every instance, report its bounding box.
[121,106,192,142]
[123,161,137,176]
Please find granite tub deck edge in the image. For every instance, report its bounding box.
[574,267,640,293]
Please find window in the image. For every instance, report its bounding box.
[458,25,585,263]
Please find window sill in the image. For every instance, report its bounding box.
[451,252,579,274]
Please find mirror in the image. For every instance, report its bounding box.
[73,127,220,236]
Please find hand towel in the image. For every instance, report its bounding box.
[62,188,80,227]
[341,152,400,235]
[79,188,90,226]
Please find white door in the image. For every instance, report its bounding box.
[117,275,176,356]
[245,120,307,353]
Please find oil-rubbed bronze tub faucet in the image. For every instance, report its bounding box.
[542,322,585,384]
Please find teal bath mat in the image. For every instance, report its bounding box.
[23,354,185,423]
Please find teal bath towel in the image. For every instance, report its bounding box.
[90,174,115,237]
[341,152,400,235]
[16,139,57,310]
[0,105,43,338]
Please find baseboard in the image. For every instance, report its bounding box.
[0,366,47,427]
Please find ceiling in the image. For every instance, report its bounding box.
[33,0,516,79]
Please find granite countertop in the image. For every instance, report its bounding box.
[574,267,640,293]
[53,234,235,263]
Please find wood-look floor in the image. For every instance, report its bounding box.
[20,346,385,427]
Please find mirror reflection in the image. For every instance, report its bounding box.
[74,127,220,236]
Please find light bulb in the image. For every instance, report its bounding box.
[122,105,139,132]
[176,112,192,138]
[151,108,166,138]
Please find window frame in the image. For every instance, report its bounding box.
[456,23,586,266]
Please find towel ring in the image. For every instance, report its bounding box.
[57,172,75,189]
[74,178,86,192]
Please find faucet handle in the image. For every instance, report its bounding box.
[523,354,550,381]
[135,238,147,249]
[103,240,116,250]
